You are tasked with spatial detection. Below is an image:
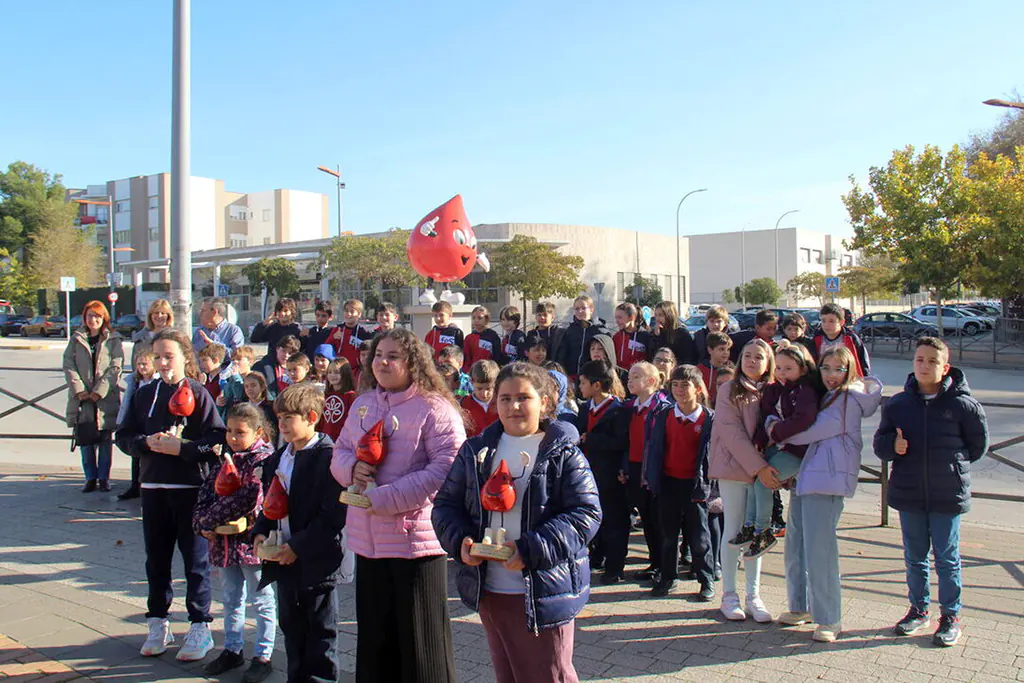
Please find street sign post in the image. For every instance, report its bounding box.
[593,282,605,318]
[825,276,840,293]
[59,277,76,340]
[641,305,653,326]
[107,291,119,304]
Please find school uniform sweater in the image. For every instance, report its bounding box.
[462,328,502,370]
[250,321,302,365]
[460,394,497,437]
[612,328,651,371]
[329,323,373,369]
[663,407,707,480]
[318,388,356,442]
[500,329,526,365]
[425,324,465,359]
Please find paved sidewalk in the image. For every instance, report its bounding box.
[1,463,1021,683]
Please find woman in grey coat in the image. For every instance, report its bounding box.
[63,301,124,492]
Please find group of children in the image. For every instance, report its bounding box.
[112,293,989,683]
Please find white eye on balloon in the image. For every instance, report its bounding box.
[453,229,467,246]
[469,235,477,249]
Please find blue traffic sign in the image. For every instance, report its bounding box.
[825,277,840,293]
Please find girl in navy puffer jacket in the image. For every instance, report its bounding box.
[433,362,601,683]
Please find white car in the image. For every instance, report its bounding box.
[684,314,740,334]
[909,306,989,336]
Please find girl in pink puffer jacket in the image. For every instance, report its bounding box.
[331,328,466,683]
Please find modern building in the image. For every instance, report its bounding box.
[68,174,328,285]
[687,227,859,308]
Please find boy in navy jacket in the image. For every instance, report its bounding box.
[874,337,988,647]
[253,383,346,682]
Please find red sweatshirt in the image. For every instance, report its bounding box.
[462,329,502,370]
[612,328,651,371]
[329,323,370,368]
[425,325,465,359]
[318,389,356,442]
[460,394,498,436]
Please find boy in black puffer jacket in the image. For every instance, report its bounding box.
[874,337,988,648]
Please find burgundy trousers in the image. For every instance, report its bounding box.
[478,591,579,683]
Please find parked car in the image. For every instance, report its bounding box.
[114,314,145,337]
[965,302,1001,316]
[732,312,757,330]
[0,299,15,315]
[0,313,29,336]
[909,306,989,336]
[854,313,939,340]
[683,314,741,334]
[950,305,997,327]
[794,308,821,327]
[21,316,65,337]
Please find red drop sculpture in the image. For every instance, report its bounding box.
[481,460,516,513]
[214,453,241,496]
[263,475,289,521]
[355,419,387,466]
[168,381,195,418]
[406,195,490,282]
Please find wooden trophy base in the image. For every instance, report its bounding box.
[469,542,514,561]
[215,517,247,535]
[257,531,284,561]
[339,487,372,508]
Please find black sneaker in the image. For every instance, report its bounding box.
[696,583,716,602]
[893,606,930,636]
[98,480,111,492]
[744,529,778,559]
[82,479,97,493]
[117,487,140,500]
[590,556,606,571]
[242,658,274,683]
[728,524,755,547]
[650,579,677,597]
[601,572,625,586]
[203,649,244,675]
[933,614,962,647]
[634,565,657,581]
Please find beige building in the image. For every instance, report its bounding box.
[70,174,328,284]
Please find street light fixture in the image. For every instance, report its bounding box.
[317,165,346,237]
[774,209,800,289]
[73,197,136,319]
[675,188,707,306]
[983,99,1024,111]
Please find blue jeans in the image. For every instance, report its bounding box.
[215,565,277,659]
[899,510,962,616]
[748,446,802,531]
[785,493,845,626]
[81,439,112,481]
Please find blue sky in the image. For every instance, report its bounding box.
[2,1,1021,240]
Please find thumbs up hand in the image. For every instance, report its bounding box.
[894,428,908,456]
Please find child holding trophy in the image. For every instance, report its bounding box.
[330,328,466,683]
[433,362,601,683]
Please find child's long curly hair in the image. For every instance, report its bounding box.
[365,328,459,410]
[152,327,201,380]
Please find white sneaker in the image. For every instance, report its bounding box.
[813,623,841,642]
[746,595,774,623]
[779,611,813,626]
[176,622,214,661]
[140,617,174,657]
[720,592,746,621]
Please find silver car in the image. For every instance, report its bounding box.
[909,306,989,336]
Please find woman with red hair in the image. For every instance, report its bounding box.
[63,300,124,492]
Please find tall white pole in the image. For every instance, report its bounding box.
[774,209,799,290]
[170,0,192,336]
[108,194,117,319]
[675,188,707,306]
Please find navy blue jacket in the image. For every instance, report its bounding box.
[643,405,714,501]
[558,317,611,377]
[575,397,627,487]
[432,420,601,633]
[254,433,346,589]
[250,321,302,364]
[873,369,988,515]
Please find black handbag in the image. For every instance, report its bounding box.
[72,401,104,449]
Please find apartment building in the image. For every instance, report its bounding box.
[69,174,328,284]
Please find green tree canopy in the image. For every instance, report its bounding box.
[486,235,586,311]
[966,147,1024,301]
[624,274,664,309]
[838,254,901,315]
[242,258,300,298]
[785,271,826,307]
[735,277,782,306]
[0,161,72,253]
[320,228,428,295]
[26,202,103,294]
[0,249,33,307]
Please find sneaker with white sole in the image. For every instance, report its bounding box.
[176,622,214,661]
[813,623,841,642]
[140,617,174,657]
[778,611,813,626]
[746,595,773,623]
[720,592,746,621]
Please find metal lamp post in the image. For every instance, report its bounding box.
[170,0,192,335]
[675,188,707,306]
[774,209,800,289]
[983,98,1024,110]
[317,165,346,237]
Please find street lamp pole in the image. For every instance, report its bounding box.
[983,98,1024,111]
[170,0,192,336]
[675,188,707,306]
[317,165,346,237]
[774,209,800,290]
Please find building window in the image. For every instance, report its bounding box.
[263,237,272,245]
[149,227,159,241]
[116,201,130,213]
[114,229,131,244]
[262,209,271,222]
[148,196,159,209]
[842,254,853,267]
[800,248,811,264]
[812,249,823,264]
[96,207,109,223]
[229,206,250,221]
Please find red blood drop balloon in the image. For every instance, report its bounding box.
[169,382,195,418]
[356,419,387,466]
[215,453,241,497]
[406,195,489,282]
[481,459,516,513]
[263,475,289,521]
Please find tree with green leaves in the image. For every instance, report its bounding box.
[485,235,586,312]
[966,146,1024,304]
[624,274,664,309]
[26,203,104,295]
[0,249,33,307]
[844,144,978,335]
[242,257,300,299]
[785,271,826,307]
[966,99,1024,164]
[0,162,72,253]
[838,254,901,315]
[735,277,782,306]
[320,229,427,300]
[720,288,736,304]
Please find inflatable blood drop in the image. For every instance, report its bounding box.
[355,419,387,466]
[407,195,490,282]
[169,381,195,418]
[263,475,289,521]
[481,459,516,513]
[215,453,241,496]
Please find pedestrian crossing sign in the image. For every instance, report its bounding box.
[825,277,840,293]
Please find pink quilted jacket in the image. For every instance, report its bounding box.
[708,379,770,484]
[330,384,466,559]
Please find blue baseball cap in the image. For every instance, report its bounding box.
[314,344,336,360]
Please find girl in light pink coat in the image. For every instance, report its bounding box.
[709,338,778,624]
[331,328,466,683]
